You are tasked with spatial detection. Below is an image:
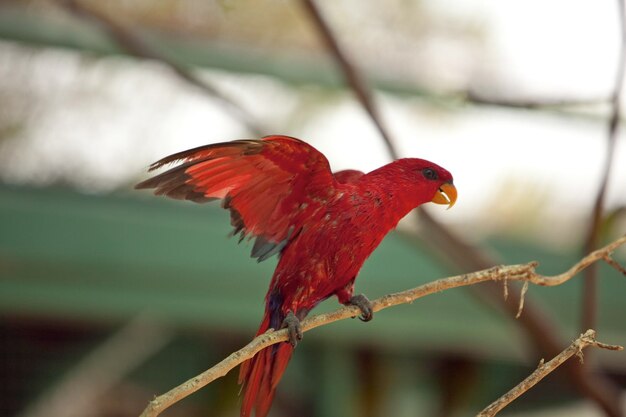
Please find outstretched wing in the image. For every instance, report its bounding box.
[135,135,338,261]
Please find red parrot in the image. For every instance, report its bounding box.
[136,135,456,417]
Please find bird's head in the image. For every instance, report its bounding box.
[383,158,457,209]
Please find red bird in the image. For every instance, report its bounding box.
[136,135,456,417]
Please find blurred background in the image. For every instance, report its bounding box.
[1,1,625,416]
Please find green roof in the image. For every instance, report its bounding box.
[1,184,624,367]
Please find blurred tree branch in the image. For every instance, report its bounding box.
[477,329,623,417]
[581,0,626,335]
[138,236,626,417]
[52,0,266,137]
[300,1,625,416]
[465,91,610,110]
[300,0,397,159]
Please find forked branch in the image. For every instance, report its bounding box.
[139,235,625,417]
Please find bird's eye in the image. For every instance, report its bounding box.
[422,168,438,180]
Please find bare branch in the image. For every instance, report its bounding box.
[477,329,623,417]
[53,0,266,137]
[138,236,626,417]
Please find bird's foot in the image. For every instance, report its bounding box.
[349,294,373,322]
[281,311,303,347]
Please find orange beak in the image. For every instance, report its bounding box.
[431,182,457,209]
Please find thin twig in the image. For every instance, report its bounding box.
[138,236,626,417]
[515,281,528,319]
[581,0,626,334]
[477,329,623,417]
[53,0,266,137]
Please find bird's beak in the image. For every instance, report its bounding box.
[431,182,457,209]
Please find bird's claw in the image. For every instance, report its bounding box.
[349,294,373,322]
[281,311,303,347]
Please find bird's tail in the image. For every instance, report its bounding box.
[238,301,294,417]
